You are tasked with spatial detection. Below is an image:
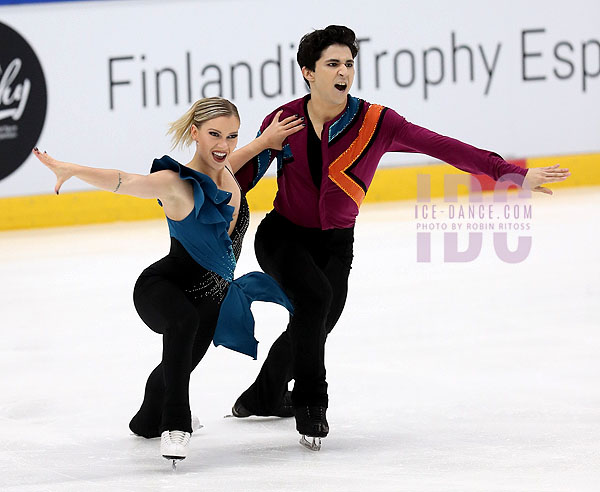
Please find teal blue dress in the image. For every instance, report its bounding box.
[151,155,293,359]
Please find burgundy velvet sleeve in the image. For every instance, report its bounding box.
[383,109,527,186]
[235,110,281,193]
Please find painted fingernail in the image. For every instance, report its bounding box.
[44,151,47,154]
[34,147,38,151]
[294,114,298,117]
[300,116,305,120]
[302,123,306,126]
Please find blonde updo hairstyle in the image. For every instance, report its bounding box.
[167,97,240,149]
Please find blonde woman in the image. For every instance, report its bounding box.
[33,97,301,467]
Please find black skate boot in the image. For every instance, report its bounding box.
[231,391,294,418]
[295,405,328,451]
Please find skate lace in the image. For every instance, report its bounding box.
[168,430,190,445]
[309,406,325,421]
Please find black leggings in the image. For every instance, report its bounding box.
[129,238,227,437]
[239,210,354,411]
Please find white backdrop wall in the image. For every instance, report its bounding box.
[0,0,598,197]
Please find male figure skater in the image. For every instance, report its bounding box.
[229,25,570,450]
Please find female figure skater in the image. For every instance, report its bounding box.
[32,97,298,466]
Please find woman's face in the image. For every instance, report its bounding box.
[192,115,240,167]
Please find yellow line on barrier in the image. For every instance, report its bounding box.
[1,191,163,230]
[1,154,598,231]
[365,164,468,202]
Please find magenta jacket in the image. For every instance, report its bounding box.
[235,95,527,230]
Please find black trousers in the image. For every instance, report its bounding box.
[239,210,354,411]
[129,238,226,437]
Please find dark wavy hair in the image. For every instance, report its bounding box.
[297,25,359,87]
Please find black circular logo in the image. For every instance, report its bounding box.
[0,21,47,181]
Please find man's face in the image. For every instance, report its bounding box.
[303,44,355,106]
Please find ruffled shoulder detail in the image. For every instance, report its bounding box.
[151,155,235,226]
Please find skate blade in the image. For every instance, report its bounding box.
[163,456,185,471]
[299,435,322,451]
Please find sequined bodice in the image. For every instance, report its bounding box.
[230,192,250,262]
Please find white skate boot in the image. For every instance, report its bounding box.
[160,430,191,470]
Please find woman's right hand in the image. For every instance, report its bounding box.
[259,110,305,150]
[32,148,74,195]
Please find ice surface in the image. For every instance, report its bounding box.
[1,188,599,491]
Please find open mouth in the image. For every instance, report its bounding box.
[212,151,227,163]
[334,82,347,92]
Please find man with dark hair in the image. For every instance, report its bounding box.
[229,25,569,451]
[296,25,359,87]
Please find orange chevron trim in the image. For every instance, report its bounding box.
[328,104,385,207]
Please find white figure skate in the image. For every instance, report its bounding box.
[160,430,191,470]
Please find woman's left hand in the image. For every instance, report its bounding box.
[32,148,74,195]
[522,164,571,195]
[259,110,305,150]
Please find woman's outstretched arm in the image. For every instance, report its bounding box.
[32,148,179,200]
